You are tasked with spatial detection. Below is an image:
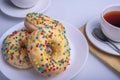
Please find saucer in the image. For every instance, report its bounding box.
[0,0,51,18]
[86,17,120,56]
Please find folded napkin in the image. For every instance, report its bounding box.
[80,26,120,74]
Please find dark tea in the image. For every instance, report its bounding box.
[103,11,120,27]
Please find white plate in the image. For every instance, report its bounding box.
[0,0,51,18]
[86,17,120,56]
[0,21,89,80]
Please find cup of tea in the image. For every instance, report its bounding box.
[10,0,40,8]
[101,4,120,42]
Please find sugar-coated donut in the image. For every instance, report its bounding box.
[24,13,65,33]
[1,30,32,69]
[27,29,71,77]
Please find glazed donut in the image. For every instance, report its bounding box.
[24,13,65,33]
[1,30,32,69]
[27,29,71,77]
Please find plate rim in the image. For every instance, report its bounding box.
[0,0,51,18]
[0,20,89,80]
[60,20,89,79]
[86,17,120,56]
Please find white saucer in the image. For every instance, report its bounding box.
[86,17,120,56]
[0,0,51,18]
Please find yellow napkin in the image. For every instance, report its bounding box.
[80,26,120,74]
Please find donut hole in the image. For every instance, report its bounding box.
[47,41,59,56]
[46,47,52,55]
[21,44,26,49]
[18,42,26,52]
[47,42,57,55]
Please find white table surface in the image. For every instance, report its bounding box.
[0,0,120,80]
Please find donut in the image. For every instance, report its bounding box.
[1,30,32,69]
[24,12,65,33]
[27,29,71,77]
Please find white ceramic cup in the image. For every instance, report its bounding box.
[101,4,120,42]
[10,0,40,8]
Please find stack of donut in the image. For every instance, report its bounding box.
[1,13,71,77]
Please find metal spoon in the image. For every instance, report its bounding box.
[92,28,120,54]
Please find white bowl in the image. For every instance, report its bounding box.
[101,4,120,42]
[10,0,40,8]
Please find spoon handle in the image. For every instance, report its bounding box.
[106,41,120,54]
